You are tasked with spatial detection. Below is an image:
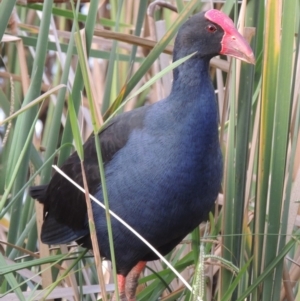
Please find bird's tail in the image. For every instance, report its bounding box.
[29,185,48,204]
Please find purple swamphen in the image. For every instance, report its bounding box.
[30,9,255,301]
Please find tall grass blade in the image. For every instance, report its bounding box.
[58,0,100,165]
[0,253,25,301]
[0,0,17,40]
[253,1,281,299]
[263,1,298,300]
[6,0,54,256]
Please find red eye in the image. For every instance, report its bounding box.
[206,24,217,33]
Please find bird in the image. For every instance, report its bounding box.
[30,9,255,301]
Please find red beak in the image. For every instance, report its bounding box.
[205,10,255,64]
[220,28,255,64]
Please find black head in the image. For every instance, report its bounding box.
[173,9,255,64]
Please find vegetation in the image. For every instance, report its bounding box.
[0,0,299,300]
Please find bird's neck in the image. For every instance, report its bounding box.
[169,56,216,117]
[172,54,211,89]
[166,56,219,145]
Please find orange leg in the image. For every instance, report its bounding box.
[112,274,127,301]
[125,261,147,301]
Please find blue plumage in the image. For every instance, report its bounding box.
[30,9,254,300]
[90,62,223,272]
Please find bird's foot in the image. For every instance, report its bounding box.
[125,261,146,300]
[112,274,128,301]
[113,262,146,301]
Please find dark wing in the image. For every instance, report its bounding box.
[30,105,149,232]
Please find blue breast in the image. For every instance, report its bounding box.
[92,58,223,264]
